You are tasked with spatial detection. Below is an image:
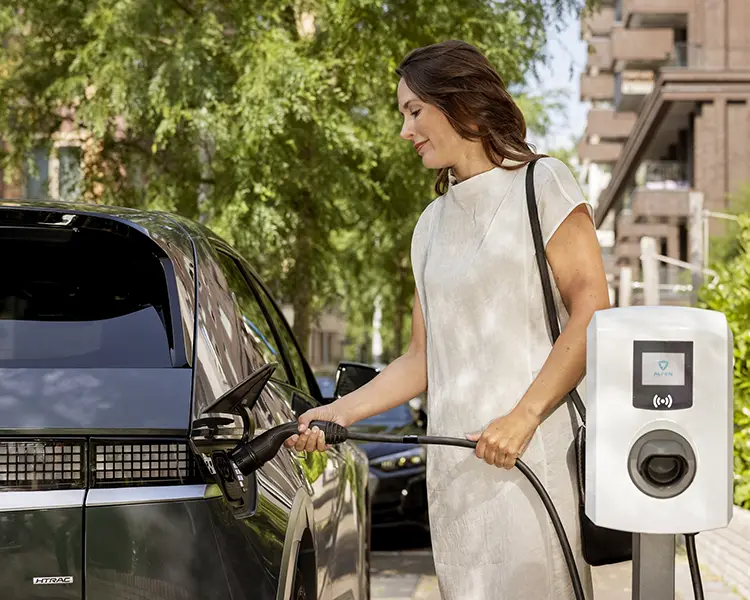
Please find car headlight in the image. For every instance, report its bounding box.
[370,447,426,472]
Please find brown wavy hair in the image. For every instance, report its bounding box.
[396,40,545,196]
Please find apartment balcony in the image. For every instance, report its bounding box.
[614,70,654,112]
[580,73,615,102]
[585,109,637,141]
[620,0,690,28]
[636,160,689,189]
[666,42,706,69]
[616,212,673,241]
[615,240,641,263]
[629,161,691,218]
[588,38,613,71]
[630,189,690,218]
[577,139,623,163]
[611,27,675,70]
[582,6,615,39]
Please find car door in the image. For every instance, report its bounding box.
[242,266,364,598]
[208,248,304,496]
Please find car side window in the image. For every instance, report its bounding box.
[214,251,290,384]
[249,277,314,398]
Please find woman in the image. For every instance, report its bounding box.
[286,40,609,599]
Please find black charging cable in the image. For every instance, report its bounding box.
[231,419,586,600]
[684,533,704,600]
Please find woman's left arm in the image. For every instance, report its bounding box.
[516,203,611,420]
[470,203,611,469]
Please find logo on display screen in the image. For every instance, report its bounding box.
[642,353,684,386]
[654,359,673,378]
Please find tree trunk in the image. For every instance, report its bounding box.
[197,128,215,224]
[392,283,405,358]
[392,255,410,357]
[291,195,315,351]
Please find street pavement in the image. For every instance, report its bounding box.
[370,530,745,600]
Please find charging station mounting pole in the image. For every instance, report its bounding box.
[632,533,676,599]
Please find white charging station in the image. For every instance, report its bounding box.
[586,305,734,599]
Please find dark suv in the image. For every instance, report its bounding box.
[329,363,429,532]
[0,200,370,600]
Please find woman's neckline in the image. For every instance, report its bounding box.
[447,158,524,203]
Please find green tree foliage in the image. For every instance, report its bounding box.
[0,0,591,348]
[698,213,750,508]
[546,141,581,180]
[707,184,750,265]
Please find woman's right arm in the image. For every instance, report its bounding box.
[286,288,428,452]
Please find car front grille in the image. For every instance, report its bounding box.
[0,438,202,491]
[0,439,86,491]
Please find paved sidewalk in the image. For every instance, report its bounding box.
[371,550,746,599]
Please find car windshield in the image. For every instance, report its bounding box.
[315,375,335,398]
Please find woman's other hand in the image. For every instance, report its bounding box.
[466,407,541,469]
[283,402,351,453]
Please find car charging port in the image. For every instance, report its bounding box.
[213,451,235,483]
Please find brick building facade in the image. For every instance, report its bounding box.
[578,0,750,304]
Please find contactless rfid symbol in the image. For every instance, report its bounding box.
[652,394,673,409]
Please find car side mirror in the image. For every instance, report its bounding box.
[333,362,380,399]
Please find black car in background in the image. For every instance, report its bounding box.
[351,404,429,531]
[324,364,429,532]
[0,200,370,600]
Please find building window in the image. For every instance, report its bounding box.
[58,146,82,202]
[24,147,49,199]
[614,72,622,111]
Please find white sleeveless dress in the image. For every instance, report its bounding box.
[410,157,595,599]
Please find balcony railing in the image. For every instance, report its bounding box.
[614,70,655,111]
[666,42,704,69]
[635,161,689,190]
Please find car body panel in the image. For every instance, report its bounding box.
[0,200,369,600]
[0,505,83,599]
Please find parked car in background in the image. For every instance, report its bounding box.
[0,200,370,600]
[322,363,429,532]
[350,403,429,532]
[314,372,337,400]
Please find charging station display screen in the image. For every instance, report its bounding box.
[633,341,693,410]
[641,352,685,386]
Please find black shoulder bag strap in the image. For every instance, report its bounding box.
[525,159,633,568]
[524,159,586,422]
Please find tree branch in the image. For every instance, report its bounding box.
[170,0,196,19]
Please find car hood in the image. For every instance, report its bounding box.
[349,419,425,460]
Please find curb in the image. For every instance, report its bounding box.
[412,576,440,600]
